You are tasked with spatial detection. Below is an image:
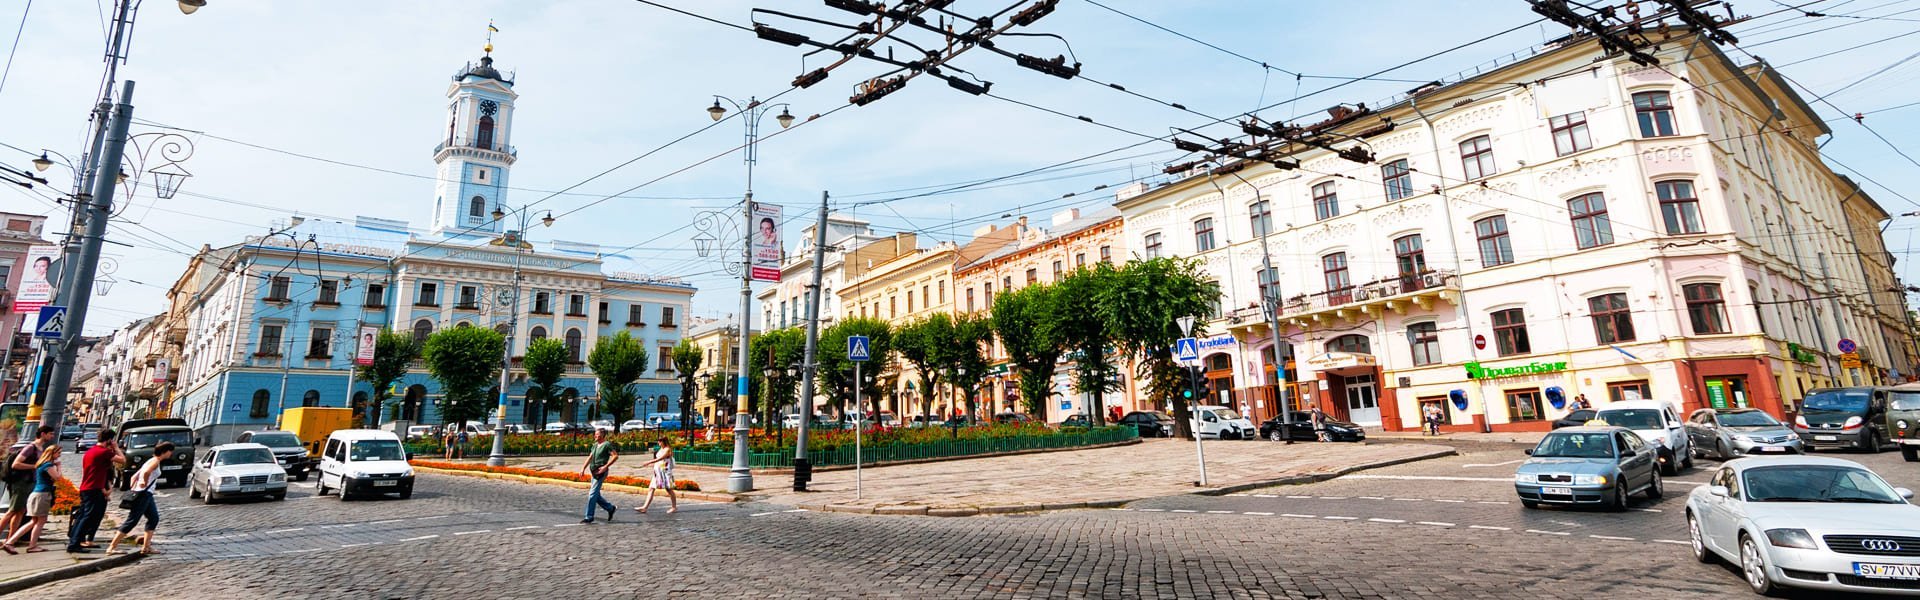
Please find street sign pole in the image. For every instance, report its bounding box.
[847,334,870,500]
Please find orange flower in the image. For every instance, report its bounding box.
[408,459,701,491]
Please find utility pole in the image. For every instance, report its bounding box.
[793,192,829,491]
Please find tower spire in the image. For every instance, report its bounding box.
[485,20,498,55]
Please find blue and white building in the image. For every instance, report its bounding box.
[170,48,696,442]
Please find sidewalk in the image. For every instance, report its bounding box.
[478,439,1454,516]
[1368,428,1548,445]
[0,515,144,595]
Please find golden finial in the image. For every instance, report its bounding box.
[485,20,498,55]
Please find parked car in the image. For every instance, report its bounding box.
[1685,408,1803,460]
[117,418,196,489]
[588,420,616,432]
[405,425,435,441]
[1685,455,1920,596]
[507,424,536,435]
[1117,411,1174,438]
[1593,400,1694,475]
[992,412,1032,425]
[1514,426,1661,510]
[235,430,314,481]
[908,415,945,428]
[1551,409,1597,430]
[188,442,288,503]
[1795,386,1893,452]
[75,431,99,452]
[1191,405,1255,440]
[315,429,414,500]
[1890,383,1920,462]
[544,422,575,434]
[1057,414,1091,428]
[877,412,900,428]
[60,424,82,441]
[1258,412,1366,442]
[620,419,652,432]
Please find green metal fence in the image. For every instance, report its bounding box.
[674,426,1138,467]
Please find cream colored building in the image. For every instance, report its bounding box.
[836,235,957,418]
[685,318,752,423]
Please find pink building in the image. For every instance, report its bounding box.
[1,212,51,400]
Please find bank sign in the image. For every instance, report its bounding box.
[1464,360,1568,380]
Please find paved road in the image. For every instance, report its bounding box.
[32,442,1918,599]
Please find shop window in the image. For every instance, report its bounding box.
[1607,380,1651,403]
[1506,388,1543,421]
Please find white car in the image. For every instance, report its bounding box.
[315,429,415,500]
[1192,405,1255,440]
[1687,456,1920,596]
[188,443,288,503]
[1593,400,1694,475]
[405,425,435,441]
[588,420,616,432]
[620,419,651,432]
[507,424,536,435]
[544,422,574,434]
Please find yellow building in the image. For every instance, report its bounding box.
[685,319,752,423]
[837,234,958,419]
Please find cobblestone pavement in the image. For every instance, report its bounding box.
[29,443,1918,599]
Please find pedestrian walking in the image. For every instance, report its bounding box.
[1,445,61,553]
[635,440,678,514]
[1309,404,1331,443]
[579,428,619,524]
[1,426,55,543]
[66,427,125,553]
[1423,404,1442,436]
[106,441,173,556]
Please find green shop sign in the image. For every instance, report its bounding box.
[1464,360,1569,380]
[1786,343,1817,364]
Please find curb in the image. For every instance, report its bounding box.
[1366,436,1538,449]
[1191,447,1458,496]
[0,552,144,596]
[411,466,736,503]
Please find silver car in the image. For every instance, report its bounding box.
[1686,456,1920,596]
[188,443,288,503]
[1514,426,1663,510]
[1686,408,1804,459]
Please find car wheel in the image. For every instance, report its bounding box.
[1521,499,1539,509]
[1715,440,1730,460]
[1268,430,1285,442]
[1607,483,1629,512]
[188,482,202,499]
[273,493,286,501]
[1681,448,1694,470]
[1740,534,1781,597]
[1688,512,1715,564]
[315,479,329,496]
[400,489,412,500]
[1658,451,1680,477]
[1902,445,1918,462]
[202,489,216,505]
[1646,470,1664,499]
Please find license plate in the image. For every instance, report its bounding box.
[1854,562,1920,580]
[240,485,263,493]
[161,465,182,470]
[373,480,397,487]
[1542,486,1572,496]
[1816,435,1838,441]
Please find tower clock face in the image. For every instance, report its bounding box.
[479,100,499,117]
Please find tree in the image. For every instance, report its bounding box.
[671,338,702,439]
[992,283,1063,421]
[892,314,952,424]
[819,317,892,419]
[521,338,568,431]
[936,314,993,423]
[1055,263,1125,426]
[1101,257,1219,438]
[354,329,419,429]
[421,326,506,429]
[749,327,806,432]
[586,331,649,426]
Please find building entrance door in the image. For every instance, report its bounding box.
[1344,374,1380,426]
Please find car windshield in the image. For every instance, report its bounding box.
[1597,409,1663,430]
[1716,411,1780,427]
[249,432,302,448]
[62,426,79,433]
[1743,465,1905,503]
[349,440,405,462]
[1803,390,1870,413]
[1531,432,1615,458]
[1890,391,1920,411]
[124,431,193,450]
[1210,409,1243,420]
[214,448,276,466]
[1139,412,1173,422]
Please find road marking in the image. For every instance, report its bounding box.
[1590,535,1636,541]
[368,519,403,525]
[1468,525,1510,531]
[1252,494,1277,498]
[1170,509,1198,513]
[1630,508,1663,513]
[340,543,381,548]
[1357,496,1385,500]
[783,509,806,513]
[1137,509,1165,512]
[319,524,357,529]
[1367,518,1406,523]
[1323,516,1358,521]
[211,553,257,559]
[1244,512,1274,516]
[1475,501,1509,505]
[750,512,781,517]
[1346,475,1512,483]
[263,528,304,534]
[1526,529,1571,536]
[1668,480,1708,485]
[1320,496,1348,500]
[1391,498,1424,502]
[1205,510,1235,514]
[1432,499,1466,503]
[416,515,449,521]
[1281,513,1317,519]
[1653,539,1690,545]
[1285,495,1313,499]
[1463,459,1525,468]
[504,526,541,531]
[281,548,324,554]
[1417,521,1456,527]
[398,535,440,541]
[452,530,492,536]
[552,523,584,527]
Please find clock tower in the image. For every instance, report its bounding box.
[431,48,518,236]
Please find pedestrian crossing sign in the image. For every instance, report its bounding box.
[1173,337,1199,362]
[848,335,871,362]
[33,306,67,339]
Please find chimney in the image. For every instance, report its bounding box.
[289,216,305,227]
[1050,208,1080,227]
[1115,182,1150,202]
[972,224,997,238]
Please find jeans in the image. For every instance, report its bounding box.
[66,490,107,549]
[584,474,614,520]
[118,491,159,534]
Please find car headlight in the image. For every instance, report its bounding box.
[1795,415,1809,427]
[1514,473,1538,484]
[269,473,285,482]
[1574,474,1608,485]
[219,476,235,485]
[1844,416,1864,428]
[1900,420,1911,430]
[1737,435,1760,443]
[1766,528,1817,549]
[346,471,365,479]
[401,469,415,478]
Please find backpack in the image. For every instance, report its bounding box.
[0,445,27,485]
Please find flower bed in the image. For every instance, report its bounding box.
[52,476,78,516]
[677,424,1137,467]
[406,429,709,457]
[408,459,701,492]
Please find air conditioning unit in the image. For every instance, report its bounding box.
[1422,272,1448,288]
[1352,288,1373,301]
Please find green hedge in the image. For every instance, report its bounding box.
[675,426,1137,467]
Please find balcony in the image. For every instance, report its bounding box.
[1281,270,1460,324]
[434,137,517,159]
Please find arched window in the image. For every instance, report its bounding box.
[455,321,472,329]
[564,328,583,361]
[413,319,435,343]
[656,395,670,414]
[351,391,369,420]
[476,115,496,150]
[529,326,548,342]
[1327,334,1371,354]
[302,390,320,408]
[469,196,487,218]
[250,389,271,418]
[403,384,428,422]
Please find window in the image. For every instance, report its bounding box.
[1193,217,1217,251]
[302,390,320,408]
[250,390,271,418]
[309,326,332,357]
[412,319,434,343]
[1099,246,1112,263]
[268,276,290,301]
[984,282,994,305]
[660,306,676,327]
[1567,193,1614,249]
[889,296,897,318]
[1588,292,1635,343]
[1459,135,1496,180]
[1607,380,1651,403]
[1549,111,1591,156]
[1684,283,1729,334]
[533,292,551,314]
[1003,275,1012,290]
[1256,267,1280,309]
[1247,200,1276,238]
[1381,159,1414,201]
[365,283,386,307]
[1311,182,1339,221]
[1322,252,1352,304]
[1491,308,1530,356]
[1393,234,1427,288]
[658,347,674,372]
[476,112,496,150]
[1633,91,1676,137]
[599,302,610,323]
[567,294,586,316]
[564,329,583,361]
[1408,321,1440,366]
[1143,233,1163,258]
[1025,268,1038,285]
[1326,334,1370,354]
[1656,180,1703,234]
[529,325,547,342]
[418,283,438,306]
[1075,253,1087,268]
[317,280,339,304]
[469,195,486,218]
[656,396,670,414]
[1505,388,1543,421]
[1204,280,1223,318]
[937,281,946,304]
[966,288,976,312]
[1474,216,1514,267]
[1051,260,1062,278]
[459,285,478,308]
[628,305,643,325]
[259,324,284,355]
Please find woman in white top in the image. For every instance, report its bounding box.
[635,440,678,514]
[107,441,174,555]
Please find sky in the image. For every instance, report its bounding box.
[1,0,1917,335]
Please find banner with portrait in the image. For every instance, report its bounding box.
[750,202,783,282]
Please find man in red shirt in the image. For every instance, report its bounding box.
[65,427,124,553]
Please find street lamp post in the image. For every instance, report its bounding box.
[703,95,793,494]
[485,206,554,467]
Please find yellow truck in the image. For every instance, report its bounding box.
[277,407,355,462]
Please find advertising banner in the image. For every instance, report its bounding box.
[14,245,56,314]
[354,325,380,366]
[750,202,783,282]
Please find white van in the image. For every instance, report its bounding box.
[315,429,415,500]
[1192,405,1256,440]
